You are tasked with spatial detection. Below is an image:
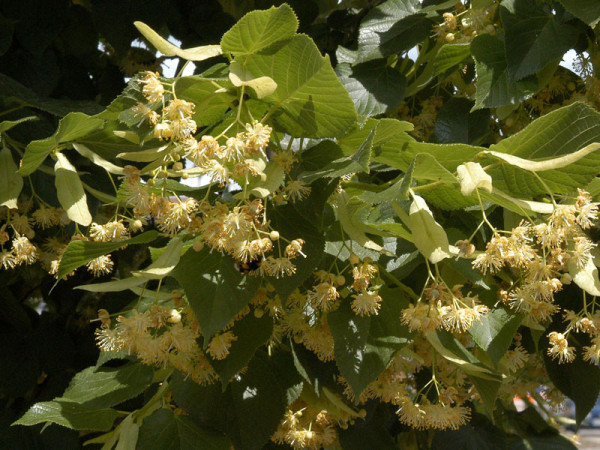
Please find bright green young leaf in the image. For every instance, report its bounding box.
[0,146,23,209]
[175,76,236,127]
[57,230,160,279]
[54,152,92,226]
[172,248,260,342]
[500,0,578,81]
[432,43,471,78]
[356,0,432,63]
[328,288,411,398]
[486,102,600,196]
[13,401,119,431]
[134,21,222,61]
[132,237,184,280]
[558,0,600,27]
[137,408,231,450]
[336,61,406,117]
[210,314,273,385]
[228,61,277,99]
[72,143,124,175]
[471,33,539,110]
[220,4,298,57]
[469,308,523,366]
[245,34,357,138]
[19,112,104,175]
[61,363,153,408]
[408,195,458,264]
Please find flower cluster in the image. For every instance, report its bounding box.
[402,281,489,334]
[472,189,599,363]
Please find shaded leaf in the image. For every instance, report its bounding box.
[136,408,231,450]
[336,61,406,117]
[20,112,104,175]
[329,287,411,398]
[356,0,432,63]
[469,308,523,365]
[0,146,23,209]
[501,0,578,81]
[172,249,259,342]
[61,363,153,408]
[471,33,539,110]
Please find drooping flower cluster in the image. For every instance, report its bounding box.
[402,281,489,334]
[472,189,599,363]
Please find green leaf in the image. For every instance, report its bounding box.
[328,287,411,398]
[210,314,273,385]
[356,0,432,63]
[172,249,259,342]
[136,408,231,450]
[220,4,298,57]
[175,77,235,127]
[408,195,457,264]
[134,21,222,61]
[133,237,184,280]
[500,0,578,81]
[57,230,160,279]
[14,401,118,431]
[336,61,406,117]
[435,98,490,145]
[75,277,145,293]
[54,152,92,226]
[0,146,23,209]
[19,112,104,175]
[301,125,375,183]
[245,34,357,138]
[486,102,600,196]
[543,343,600,427]
[61,363,153,408]
[432,43,471,78]
[559,0,600,27]
[469,308,523,366]
[471,33,539,110]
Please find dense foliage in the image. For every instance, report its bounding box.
[3,1,600,448]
